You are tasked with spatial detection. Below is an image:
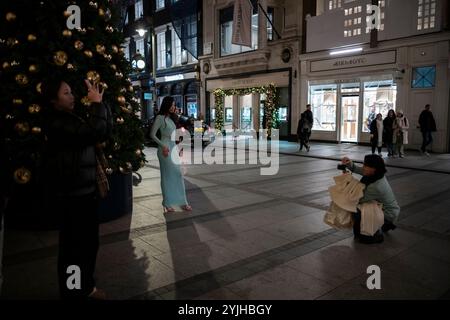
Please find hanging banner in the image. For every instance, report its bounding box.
[232,0,252,47]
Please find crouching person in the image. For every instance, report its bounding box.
[341,154,400,244]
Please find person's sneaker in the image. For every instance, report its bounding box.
[399,154,404,158]
[306,146,310,152]
[424,151,430,156]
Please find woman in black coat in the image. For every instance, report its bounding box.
[369,113,383,155]
[43,76,111,299]
[383,109,397,157]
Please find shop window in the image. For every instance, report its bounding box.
[267,7,274,41]
[186,95,198,119]
[412,66,436,88]
[309,84,337,131]
[156,0,165,11]
[417,0,436,30]
[157,32,166,69]
[363,80,397,132]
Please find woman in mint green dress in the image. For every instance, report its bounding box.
[150,96,192,213]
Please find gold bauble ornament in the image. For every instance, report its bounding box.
[115,72,123,79]
[96,44,106,54]
[31,127,41,134]
[77,28,87,34]
[15,122,30,136]
[108,155,113,159]
[110,64,117,70]
[135,149,142,156]
[81,96,92,106]
[74,40,84,50]
[27,34,37,42]
[119,47,125,55]
[53,50,68,66]
[63,10,71,18]
[15,74,29,86]
[28,65,38,73]
[36,82,42,94]
[128,86,134,92]
[111,45,119,54]
[84,50,93,58]
[13,167,32,184]
[117,96,126,105]
[89,1,98,9]
[28,104,41,114]
[86,70,101,83]
[116,117,125,124]
[13,98,23,105]
[5,114,14,120]
[120,88,126,93]
[67,63,76,71]
[119,167,125,173]
[11,60,19,66]
[120,106,132,114]
[62,29,72,37]
[99,82,108,90]
[103,54,112,61]
[98,8,105,16]
[113,143,120,151]
[105,26,114,33]
[2,62,10,69]
[105,168,113,175]
[126,162,132,170]
[6,12,16,22]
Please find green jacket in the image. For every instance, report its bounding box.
[349,163,400,222]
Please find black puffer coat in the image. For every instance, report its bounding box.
[44,103,110,196]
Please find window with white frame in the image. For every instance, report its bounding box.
[135,0,143,20]
[220,6,258,57]
[156,0,165,10]
[123,41,130,61]
[172,29,182,66]
[328,0,342,10]
[157,32,166,69]
[135,38,145,56]
[417,0,436,30]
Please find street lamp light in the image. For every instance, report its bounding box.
[136,28,147,37]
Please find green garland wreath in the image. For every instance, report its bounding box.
[213,83,277,137]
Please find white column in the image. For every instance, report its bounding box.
[258,0,268,49]
[233,95,239,130]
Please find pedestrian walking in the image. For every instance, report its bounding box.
[150,96,192,213]
[418,104,437,156]
[297,112,312,151]
[395,110,409,158]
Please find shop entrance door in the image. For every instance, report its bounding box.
[340,95,359,142]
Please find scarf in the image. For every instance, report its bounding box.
[360,173,384,186]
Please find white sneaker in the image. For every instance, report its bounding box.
[424,152,430,156]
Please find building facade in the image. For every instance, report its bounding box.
[301,0,450,152]
[199,0,304,140]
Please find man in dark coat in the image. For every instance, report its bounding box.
[418,104,437,156]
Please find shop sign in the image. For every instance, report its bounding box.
[310,51,396,72]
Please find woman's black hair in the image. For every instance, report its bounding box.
[158,96,178,125]
[361,154,387,185]
[41,75,69,107]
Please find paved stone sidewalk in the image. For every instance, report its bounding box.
[1,142,450,300]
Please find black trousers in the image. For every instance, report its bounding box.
[421,131,433,152]
[57,192,99,299]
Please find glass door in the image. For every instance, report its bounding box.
[340,95,359,142]
[239,94,253,132]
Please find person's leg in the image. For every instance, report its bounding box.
[421,131,427,152]
[58,194,99,299]
[352,210,362,239]
[426,131,433,151]
[371,144,375,154]
[377,146,382,154]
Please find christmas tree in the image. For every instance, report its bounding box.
[0,0,145,225]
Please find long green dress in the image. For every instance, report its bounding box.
[150,114,188,207]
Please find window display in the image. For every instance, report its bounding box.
[309,84,337,131]
[363,80,396,132]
